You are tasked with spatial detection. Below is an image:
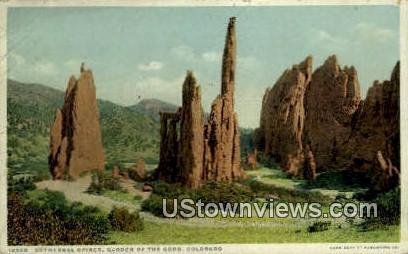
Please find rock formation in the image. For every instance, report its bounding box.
[129,158,146,182]
[156,17,243,188]
[370,151,399,192]
[245,150,257,170]
[49,65,105,179]
[179,72,204,187]
[347,62,400,191]
[304,55,361,170]
[112,165,120,178]
[258,56,399,190]
[203,16,242,182]
[259,56,312,176]
[303,145,316,181]
[157,111,180,183]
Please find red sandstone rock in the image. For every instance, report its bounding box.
[259,56,312,176]
[303,145,316,181]
[258,56,399,189]
[157,111,180,182]
[179,71,204,188]
[304,55,361,171]
[370,151,399,192]
[49,65,105,179]
[347,62,400,191]
[246,150,257,170]
[129,158,146,182]
[156,17,243,187]
[112,165,120,178]
[142,183,153,192]
[203,17,243,182]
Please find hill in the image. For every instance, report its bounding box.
[7,80,160,179]
[128,98,179,121]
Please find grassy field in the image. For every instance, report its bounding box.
[106,166,399,244]
[16,164,399,244]
[108,221,399,244]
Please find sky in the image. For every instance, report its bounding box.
[7,6,399,128]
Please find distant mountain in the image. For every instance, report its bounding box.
[7,79,160,178]
[128,98,179,121]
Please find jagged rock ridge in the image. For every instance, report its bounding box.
[49,65,105,179]
[258,56,399,190]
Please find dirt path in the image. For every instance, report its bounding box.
[35,175,139,212]
[119,178,151,200]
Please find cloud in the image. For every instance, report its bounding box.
[310,23,396,53]
[33,62,58,75]
[311,29,349,52]
[8,52,58,78]
[64,59,79,69]
[202,51,222,62]
[171,45,196,61]
[354,23,395,43]
[9,52,26,66]
[137,61,163,71]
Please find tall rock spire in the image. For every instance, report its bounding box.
[221,17,237,99]
[204,16,243,181]
[179,71,204,188]
[49,65,105,179]
[156,17,244,188]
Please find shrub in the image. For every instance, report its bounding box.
[300,170,369,191]
[108,207,143,232]
[141,193,175,217]
[196,181,254,204]
[375,187,400,224]
[359,187,400,231]
[141,181,254,217]
[256,153,279,168]
[247,179,332,205]
[7,190,110,245]
[307,221,331,233]
[7,175,36,193]
[87,171,123,194]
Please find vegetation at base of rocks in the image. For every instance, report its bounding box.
[307,221,331,232]
[8,180,110,245]
[245,179,332,205]
[358,187,400,231]
[108,207,144,232]
[141,181,254,217]
[300,170,369,191]
[7,175,36,193]
[256,153,281,169]
[239,127,255,157]
[141,194,170,217]
[86,171,124,194]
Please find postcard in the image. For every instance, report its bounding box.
[0,1,407,253]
